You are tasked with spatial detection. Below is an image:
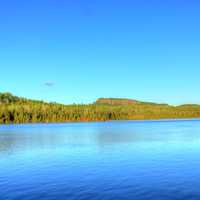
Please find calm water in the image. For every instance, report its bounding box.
[1,120,200,200]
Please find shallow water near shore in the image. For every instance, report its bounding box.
[1,119,200,200]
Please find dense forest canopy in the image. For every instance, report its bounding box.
[0,93,21,104]
[0,92,200,124]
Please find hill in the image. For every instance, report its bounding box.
[0,92,200,124]
[0,92,21,104]
[96,98,139,105]
[95,98,169,106]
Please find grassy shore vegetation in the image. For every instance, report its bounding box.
[0,93,200,124]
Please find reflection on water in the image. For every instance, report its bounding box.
[1,119,200,200]
[1,120,200,154]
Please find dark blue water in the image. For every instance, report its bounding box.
[1,120,200,200]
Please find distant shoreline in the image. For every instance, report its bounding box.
[1,117,200,126]
[1,93,200,124]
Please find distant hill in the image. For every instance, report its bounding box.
[1,92,200,124]
[96,98,139,105]
[95,98,169,106]
[0,92,21,104]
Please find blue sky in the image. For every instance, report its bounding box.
[0,0,200,105]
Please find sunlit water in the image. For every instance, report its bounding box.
[1,120,200,200]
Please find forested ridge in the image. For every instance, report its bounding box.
[1,92,200,124]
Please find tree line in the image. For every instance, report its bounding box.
[1,93,200,124]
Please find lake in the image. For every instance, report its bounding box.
[1,119,200,200]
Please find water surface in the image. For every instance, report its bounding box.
[1,120,200,200]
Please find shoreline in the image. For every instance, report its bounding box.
[1,117,200,126]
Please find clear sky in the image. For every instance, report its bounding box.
[0,0,200,105]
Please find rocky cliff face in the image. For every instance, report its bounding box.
[95,98,139,105]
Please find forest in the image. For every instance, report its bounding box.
[1,92,200,124]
